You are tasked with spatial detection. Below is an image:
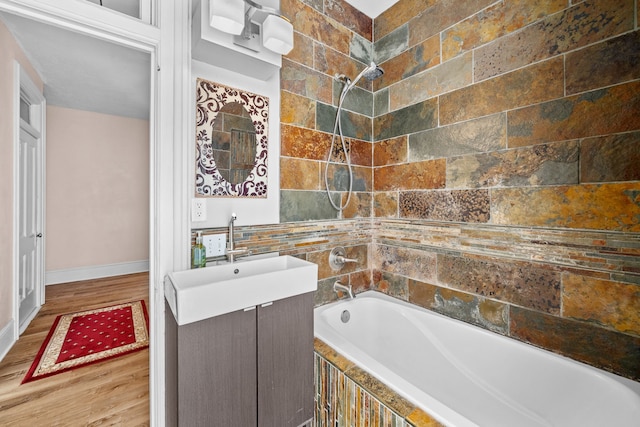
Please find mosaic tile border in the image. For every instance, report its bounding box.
[315,354,408,427]
[314,339,444,427]
[196,219,372,258]
[373,219,640,284]
[196,218,639,283]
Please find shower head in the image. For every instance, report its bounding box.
[362,62,384,81]
[349,62,384,89]
[335,62,385,93]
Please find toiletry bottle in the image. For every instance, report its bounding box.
[192,231,206,268]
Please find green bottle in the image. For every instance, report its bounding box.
[192,231,206,268]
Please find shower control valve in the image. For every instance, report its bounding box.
[329,246,358,270]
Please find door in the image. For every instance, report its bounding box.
[16,65,45,335]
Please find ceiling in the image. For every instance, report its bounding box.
[0,8,150,120]
[345,0,399,18]
[0,0,397,120]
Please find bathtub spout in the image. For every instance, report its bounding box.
[333,281,355,299]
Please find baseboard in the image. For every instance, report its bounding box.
[45,260,149,285]
[0,320,16,363]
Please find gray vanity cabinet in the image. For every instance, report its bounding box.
[165,291,314,427]
[257,292,314,427]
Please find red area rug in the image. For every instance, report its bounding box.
[22,300,149,384]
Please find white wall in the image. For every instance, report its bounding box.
[189,60,281,229]
[45,105,149,283]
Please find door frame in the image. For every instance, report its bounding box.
[12,60,46,336]
[0,1,186,425]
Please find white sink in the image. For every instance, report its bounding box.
[165,255,318,325]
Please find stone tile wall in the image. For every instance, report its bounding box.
[195,0,640,384]
[372,221,640,379]
[280,0,375,221]
[372,0,640,381]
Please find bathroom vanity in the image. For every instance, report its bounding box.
[164,255,317,426]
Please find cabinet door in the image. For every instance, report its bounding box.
[178,307,257,426]
[257,292,314,427]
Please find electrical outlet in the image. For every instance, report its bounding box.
[203,234,226,257]
[192,198,207,222]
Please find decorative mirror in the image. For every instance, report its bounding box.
[195,78,269,197]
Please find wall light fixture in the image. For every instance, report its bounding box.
[209,0,294,55]
[209,0,245,35]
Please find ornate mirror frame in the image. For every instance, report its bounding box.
[195,78,269,197]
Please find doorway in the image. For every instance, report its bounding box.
[1,5,153,421]
[2,6,152,318]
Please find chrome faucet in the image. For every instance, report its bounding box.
[333,281,355,299]
[228,213,236,256]
[226,213,248,263]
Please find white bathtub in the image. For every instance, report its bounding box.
[314,291,640,427]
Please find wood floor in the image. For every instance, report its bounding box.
[0,273,150,426]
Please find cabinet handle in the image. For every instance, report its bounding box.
[260,302,273,308]
[243,306,256,312]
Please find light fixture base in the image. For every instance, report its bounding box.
[194,0,284,80]
[233,22,262,52]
